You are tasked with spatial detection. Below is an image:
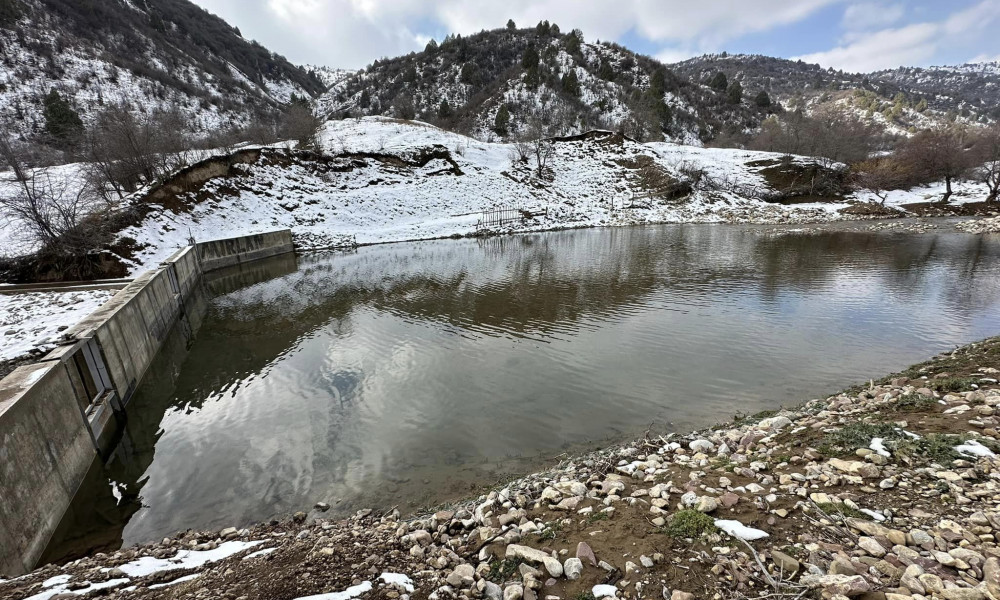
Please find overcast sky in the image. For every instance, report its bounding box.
[190,0,1000,73]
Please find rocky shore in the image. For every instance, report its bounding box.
[4,337,1000,600]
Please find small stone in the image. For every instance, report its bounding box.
[670,592,695,600]
[576,542,598,567]
[857,537,886,558]
[939,589,984,600]
[563,558,583,580]
[447,564,476,588]
[504,584,524,600]
[314,502,330,511]
[720,492,739,507]
[900,564,924,595]
[799,574,870,597]
[770,550,799,574]
[689,439,715,452]
[695,496,719,513]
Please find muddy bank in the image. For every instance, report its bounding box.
[3,337,1000,600]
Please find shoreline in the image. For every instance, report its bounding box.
[4,336,1000,600]
[5,213,996,377]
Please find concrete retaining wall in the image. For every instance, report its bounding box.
[0,229,294,577]
[196,229,295,272]
[0,361,97,576]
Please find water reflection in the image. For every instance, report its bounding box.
[45,225,1000,563]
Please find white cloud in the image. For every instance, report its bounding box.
[842,2,905,31]
[655,48,700,65]
[795,0,1000,72]
[795,22,937,71]
[192,0,842,68]
[969,53,1000,63]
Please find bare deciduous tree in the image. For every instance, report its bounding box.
[973,125,1000,202]
[280,102,322,149]
[850,157,912,205]
[748,108,881,165]
[0,166,103,256]
[895,126,977,203]
[526,119,554,179]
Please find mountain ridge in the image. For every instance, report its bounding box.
[0,0,326,139]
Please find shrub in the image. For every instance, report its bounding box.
[817,422,903,456]
[664,510,717,538]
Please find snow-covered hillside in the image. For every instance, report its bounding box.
[671,54,1000,131]
[315,26,743,144]
[301,65,357,90]
[0,0,325,138]
[104,117,899,275]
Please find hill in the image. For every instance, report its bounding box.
[0,0,326,139]
[669,54,1000,136]
[315,23,774,145]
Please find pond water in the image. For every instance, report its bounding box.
[44,224,1000,561]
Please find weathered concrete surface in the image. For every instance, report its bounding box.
[0,230,295,577]
[196,229,294,272]
[0,362,95,576]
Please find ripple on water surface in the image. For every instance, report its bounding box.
[43,224,1000,562]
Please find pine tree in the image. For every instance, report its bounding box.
[494,104,510,136]
[726,82,743,104]
[522,44,540,90]
[563,29,581,55]
[506,19,516,30]
[649,69,667,97]
[521,44,539,70]
[439,99,451,118]
[562,70,580,97]
[43,90,83,145]
[709,71,728,92]
[754,91,771,108]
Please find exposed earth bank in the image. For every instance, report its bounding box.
[4,338,1000,600]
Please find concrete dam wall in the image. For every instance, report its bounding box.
[0,230,295,576]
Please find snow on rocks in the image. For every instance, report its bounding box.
[957,215,1000,234]
[293,580,373,600]
[110,540,265,578]
[956,439,996,458]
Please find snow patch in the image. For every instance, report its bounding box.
[109,540,264,578]
[956,440,996,458]
[292,580,373,600]
[379,573,414,592]
[715,519,769,540]
[869,438,891,457]
[149,573,201,589]
[860,509,887,522]
[25,578,129,600]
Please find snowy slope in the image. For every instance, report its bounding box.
[315,27,739,144]
[109,117,862,274]
[0,289,115,361]
[0,0,325,138]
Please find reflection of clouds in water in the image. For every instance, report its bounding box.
[72,225,1000,551]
